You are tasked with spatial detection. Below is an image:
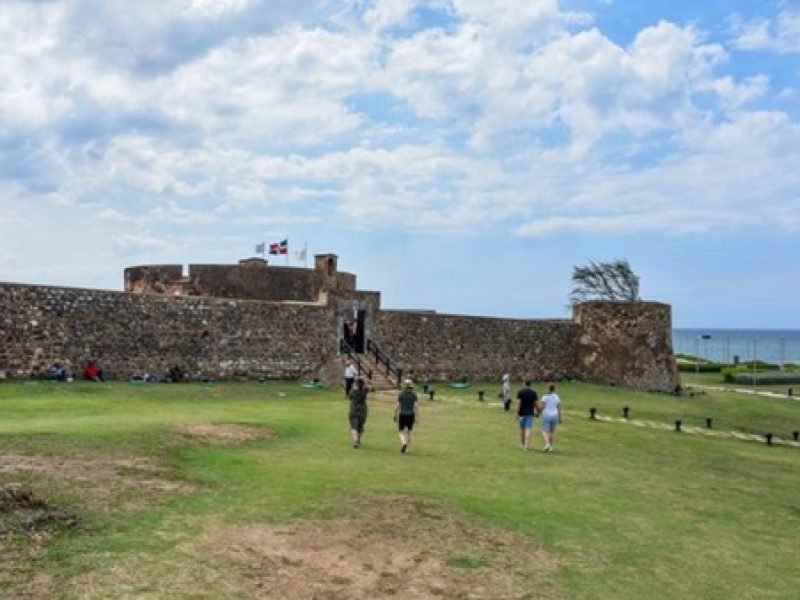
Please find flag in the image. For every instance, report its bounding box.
[255,242,265,254]
[295,243,307,262]
[269,239,288,255]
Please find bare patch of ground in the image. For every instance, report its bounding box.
[173,423,275,444]
[0,452,191,512]
[194,495,563,599]
[0,484,80,535]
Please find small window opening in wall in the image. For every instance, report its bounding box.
[326,257,335,277]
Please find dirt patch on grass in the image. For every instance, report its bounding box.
[0,484,80,535]
[174,423,275,444]
[0,452,191,511]
[195,495,562,599]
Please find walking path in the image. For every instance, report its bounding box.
[692,384,798,402]
[417,391,800,450]
[571,411,800,449]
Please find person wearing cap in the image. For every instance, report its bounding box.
[501,373,511,412]
[394,379,419,453]
[348,377,369,448]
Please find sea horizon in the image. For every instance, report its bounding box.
[673,328,800,364]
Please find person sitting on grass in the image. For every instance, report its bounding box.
[83,360,103,382]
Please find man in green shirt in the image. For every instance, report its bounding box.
[394,379,419,453]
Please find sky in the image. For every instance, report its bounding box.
[1,0,799,329]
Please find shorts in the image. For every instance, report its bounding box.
[541,415,558,432]
[518,415,534,429]
[398,413,415,431]
[349,411,367,433]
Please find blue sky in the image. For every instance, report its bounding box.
[1,0,799,328]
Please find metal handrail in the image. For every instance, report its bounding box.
[366,339,403,388]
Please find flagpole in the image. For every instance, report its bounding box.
[304,242,308,268]
[285,237,289,266]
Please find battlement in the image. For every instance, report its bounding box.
[124,253,359,303]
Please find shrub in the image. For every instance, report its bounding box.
[729,372,800,386]
[677,362,726,373]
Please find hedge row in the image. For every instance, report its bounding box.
[727,373,800,385]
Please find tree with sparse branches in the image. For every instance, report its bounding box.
[570,259,640,305]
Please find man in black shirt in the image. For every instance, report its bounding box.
[394,379,419,453]
[516,380,538,450]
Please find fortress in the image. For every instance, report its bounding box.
[0,254,679,390]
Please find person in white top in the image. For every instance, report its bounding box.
[539,383,562,452]
[501,373,511,412]
[344,361,357,398]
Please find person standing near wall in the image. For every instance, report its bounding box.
[501,373,511,412]
[516,380,538,450]
[344,360,357,398]
[540,383,562,452]
[348,378,369,448]
[394,379,419,453]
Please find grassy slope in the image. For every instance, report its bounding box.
[1,380,798,599]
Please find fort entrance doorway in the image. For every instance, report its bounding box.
[344,310,366,353]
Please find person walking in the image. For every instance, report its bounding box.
[540,383,562,452]
[501,373,511,412]
[394,379,419,453]
[516,380,538,450]
[348,377,369,448]
[344,360,357,398]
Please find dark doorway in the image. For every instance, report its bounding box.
[353,310,366,353]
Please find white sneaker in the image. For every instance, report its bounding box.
[543,444,551,452]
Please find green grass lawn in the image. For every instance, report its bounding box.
[1,380,799,599]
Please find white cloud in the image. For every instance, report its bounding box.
[729,8,800,54]
[0,0,798,269]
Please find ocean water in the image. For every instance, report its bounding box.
[672,329,800,365]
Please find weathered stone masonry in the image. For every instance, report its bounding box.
[0,255,679,391]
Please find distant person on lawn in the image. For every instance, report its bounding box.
[501,373,511,412]
[344,360,357,398]
[83,360,103,382]
[394,379,419,453]
[540,384,562,452]
[348,377,369,448]
[516,380,538,450]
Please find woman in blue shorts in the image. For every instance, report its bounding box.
[540,384,562,452]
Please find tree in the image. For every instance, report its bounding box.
[570,259,640,305]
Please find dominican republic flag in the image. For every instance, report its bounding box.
[269,239,288,255]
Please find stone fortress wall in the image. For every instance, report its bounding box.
[0,254,679,391]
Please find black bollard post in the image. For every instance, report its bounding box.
[788,388,793,397]
[422,383,429,394]
[589,407,597,420]
[765,433,773,446]
[623,406,630,420]
[675,419,682,432]
[478,390,484,401]
[428,389,435,401]
[793,431,799,441]
[705,418,713,429]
